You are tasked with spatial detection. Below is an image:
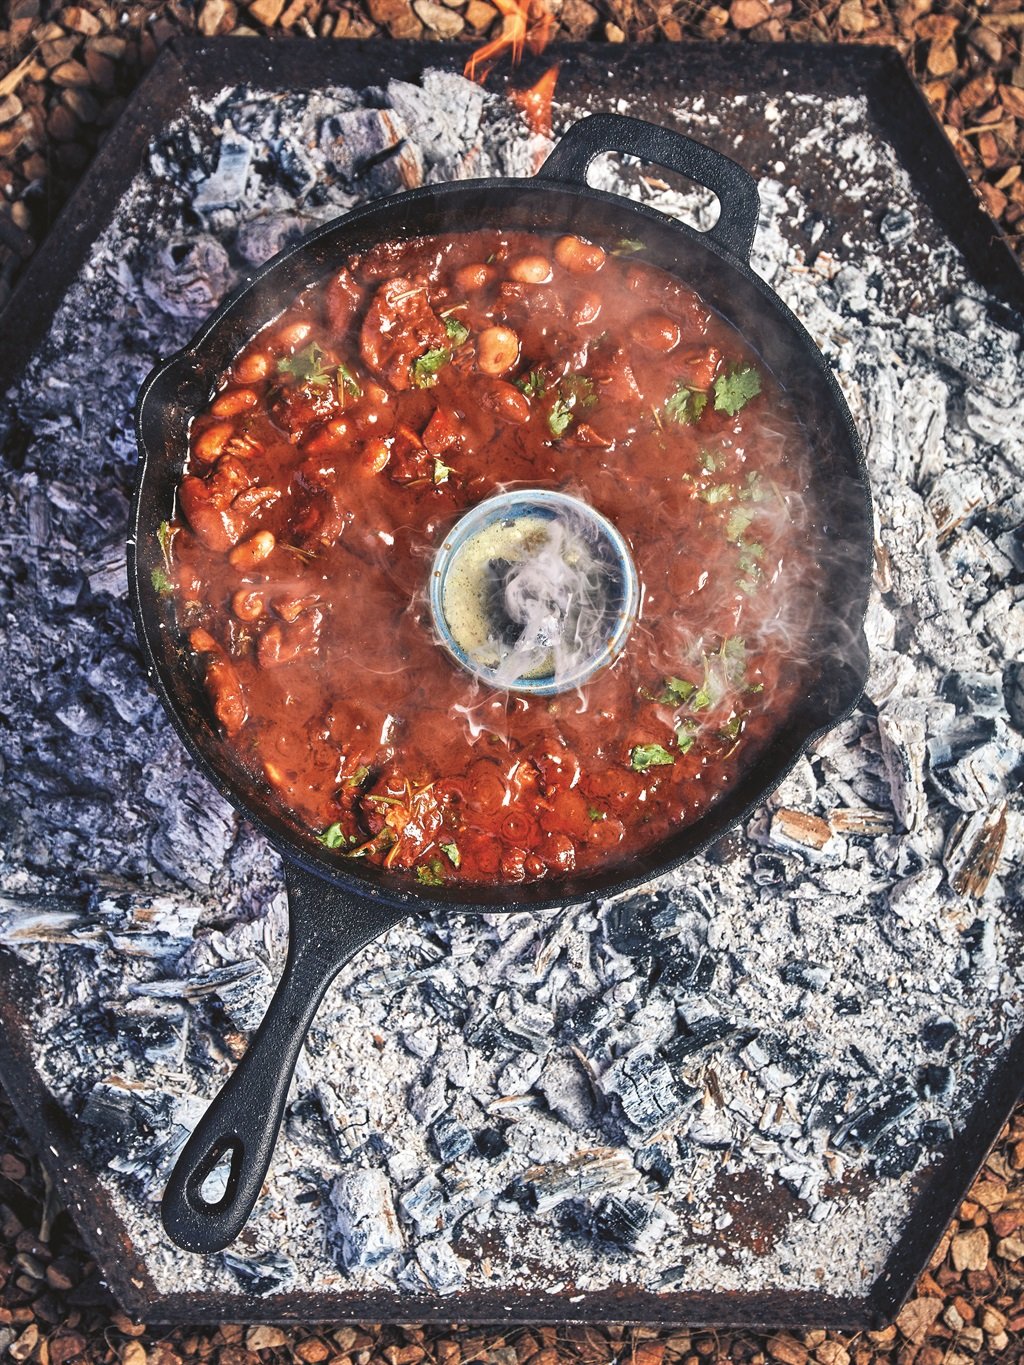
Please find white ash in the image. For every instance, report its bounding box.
[0,69,1022,1310]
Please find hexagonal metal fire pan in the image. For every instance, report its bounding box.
[0,36,1022,1328]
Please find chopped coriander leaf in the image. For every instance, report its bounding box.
[747,681,765,693]
[444,316,470,346]
[317,822,350,849]
[692,685,712,710]
[278,341,333,388]
[518,370,546,397]
[613,237,645,255]
[664,382,707,426]
[433,457,453,485]
[720,712,743,740]
[726,506,754,542]
[675,718,699,753]
[588,806,606,822]
[738,541,765,574]
[411,348,450,388]
[150,567,172,596]
[416,860,445,887]
[345,765,370,787]
[547,398,574,437]
[440,841,461,867]
[701,484,733,504]
[739,470,765,501]
[661,676,696,705]
[714,363,762,417]
[630,743,676,772]
[699,447,726,473]
[561,374,598,409]
[338,363,362,399]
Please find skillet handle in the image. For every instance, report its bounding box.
[536,113,760,265]
[161,866,409,1254]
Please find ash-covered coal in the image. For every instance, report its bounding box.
[0,68,1022,1311]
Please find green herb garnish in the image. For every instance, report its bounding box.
[444,316,470,346]
[588,806,606,822]
[278,341,333,388]
[433,457,453,485]
[699,447,726,473]
[411,348,450,388]
[416,860,446,887]
[151,567,172,597]
[701,484,733,504]
[714,363,762,417]
[440,842,461,868]
[518,370,547,397]
[338,363,362,399]
[661,676,696,705]
[613,237,645,255]
[720,712,743,740]
[675,718,699,754]
[739,471,765,501]
[561,374,597,409]
[630,743,676,772]
[345,765,370,788]
[726,506,754,542]
[548,398,574,437]
[665,382,707,426]
[318,823,350,849]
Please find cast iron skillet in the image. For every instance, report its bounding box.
[131,113,873,1255]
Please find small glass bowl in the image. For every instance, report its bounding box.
[429,489,640,696]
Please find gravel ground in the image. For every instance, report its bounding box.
[2,0,1023,1359]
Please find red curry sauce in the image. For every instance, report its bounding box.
[162,229,818,886]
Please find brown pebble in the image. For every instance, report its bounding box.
[88,33,128,58]
[464,0,497,24]
[246,1326,289,1351]
[248,0,286,23]
[412,0,464,33]
[0,1154,28,1180]
[896,1296,942,1344]
[62,87,99,121]
[198,0,238,33]
[9,1325,39,1363]
[295,1341,330,1364]
[48,1334,87,1365]
[84,47,116,91]
[40,35,81,67]
[59,5,103,32]
[0,94,25,125]
[46,103,78,141]
[730,0,769,26]
[950,1227,990,1271]
[110,1312,147,1338]
[50,58,92,86]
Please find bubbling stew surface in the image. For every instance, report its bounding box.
[163,229,821,887]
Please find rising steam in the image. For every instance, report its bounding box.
[488,516,616,688]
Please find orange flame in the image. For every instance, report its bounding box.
[464,0,555,83]
[509,63,560,140]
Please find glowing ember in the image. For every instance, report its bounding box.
[464,0,554,82]
[510,63,560,139]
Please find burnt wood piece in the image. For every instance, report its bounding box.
[1,37,1022,1328]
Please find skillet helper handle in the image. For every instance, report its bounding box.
[161,866,408,1254]
[537,112,760,265]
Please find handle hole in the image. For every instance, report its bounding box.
[188,1138,243,1211]
[586,152,722,237]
